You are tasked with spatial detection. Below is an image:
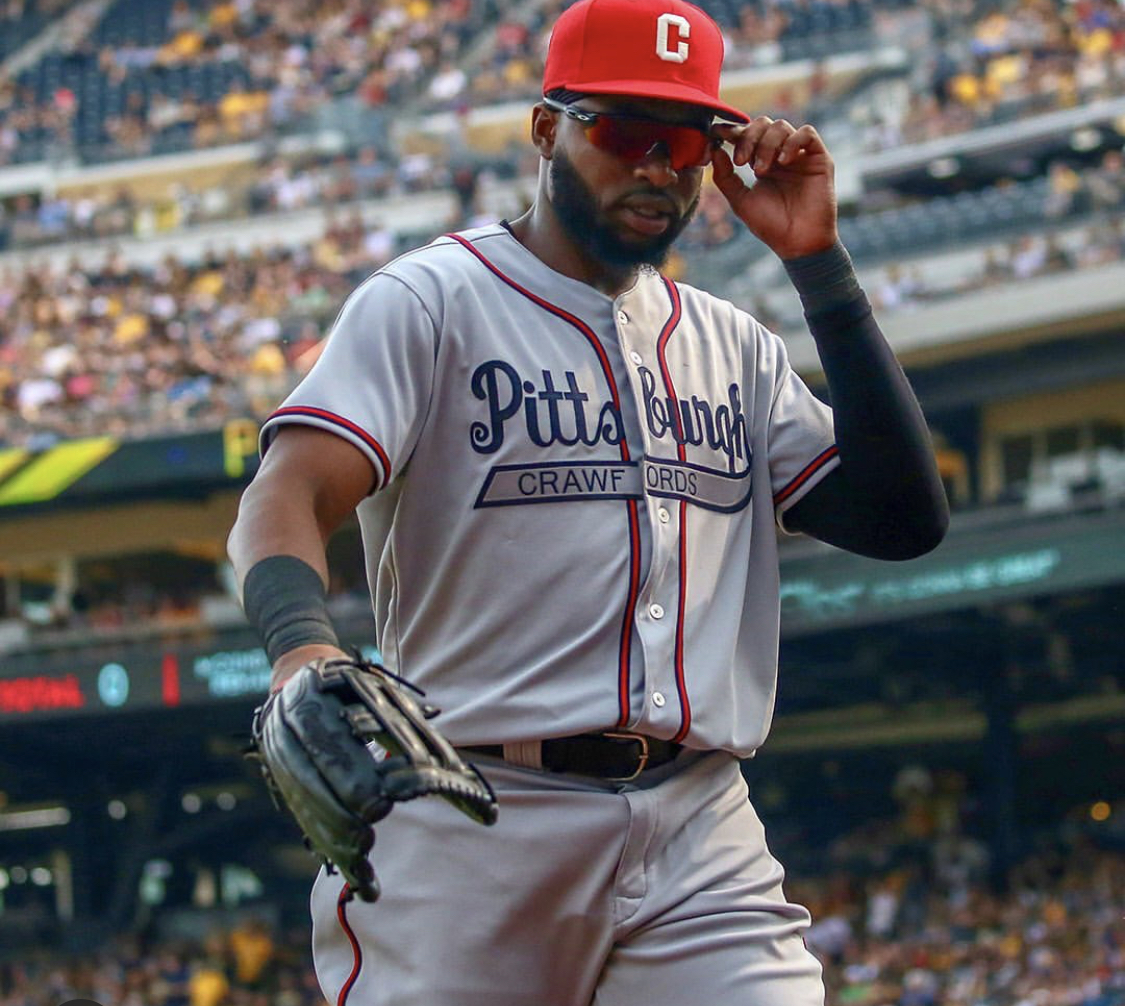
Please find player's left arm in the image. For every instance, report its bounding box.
[711,117,949,560]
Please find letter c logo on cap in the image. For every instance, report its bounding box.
[656,13,690,63]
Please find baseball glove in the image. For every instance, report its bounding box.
[249,654,497,902]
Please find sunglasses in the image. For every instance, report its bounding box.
[544,97,718,171]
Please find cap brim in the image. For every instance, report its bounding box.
[560,78,750,123]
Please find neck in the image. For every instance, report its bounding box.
[507,201,639,299]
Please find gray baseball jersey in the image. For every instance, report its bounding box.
[260,222,839,757]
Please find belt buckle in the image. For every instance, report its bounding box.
[601,732,650,783]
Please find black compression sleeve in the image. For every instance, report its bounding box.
[242,555,340,665]
[782,244,949,558]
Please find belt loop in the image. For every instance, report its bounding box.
[502,741,544,770]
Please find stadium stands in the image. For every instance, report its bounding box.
[0,0,70,64]
[0,215,397,447]
[9,0,1097,167]
[867,0,1125,151]
[1,0,509,165]
[450,0,918,111]
[2,168,1122,451]
[2,822,1121,1004]
[0,140,525,252]
[802,843,1125,1005]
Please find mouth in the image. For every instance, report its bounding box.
[617,203,674,236]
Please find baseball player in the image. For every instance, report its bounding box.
[228,0,949,1003]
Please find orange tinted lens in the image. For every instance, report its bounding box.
[586,118,712,169]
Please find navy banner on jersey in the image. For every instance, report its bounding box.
[474,460,642,506]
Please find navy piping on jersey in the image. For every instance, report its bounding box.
[270,405,392,490]
[445,231,642,729]
[335,883,362,1006]
[656,277,692,744]
[774,444,840,506]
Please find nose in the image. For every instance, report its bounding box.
[633,142,679,187]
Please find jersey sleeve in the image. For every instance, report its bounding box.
[763,328,840,531]
[259,272,438,492]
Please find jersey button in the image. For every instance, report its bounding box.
[657,507,670,523]
[651,692,666,707]
[629,351,643,365]
[617,310,629,325]
[649,603,664,619]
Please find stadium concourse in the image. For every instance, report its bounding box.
[0,0,1123,1003]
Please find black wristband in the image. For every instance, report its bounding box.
[783,241,863,316]
[242,555,340,666]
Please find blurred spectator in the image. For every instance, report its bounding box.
[1088,149,1125,212]
[1042,232,1073,273]
[1010,232,1048,278]
[427,59,468,109]
[1043,160,1084,220]
[350,144,394,199]
[683,185,739,248]
[228,917,273,989]
[872,262,923,311]
[187,957,229,1006]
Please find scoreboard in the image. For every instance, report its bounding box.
[0,631,379,722]
[0,647,267,719]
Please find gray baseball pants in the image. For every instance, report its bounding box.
[310,749,825,1005]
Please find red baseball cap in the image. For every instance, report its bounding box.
[542,0,749,123]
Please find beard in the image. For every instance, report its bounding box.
[549,148,698,270]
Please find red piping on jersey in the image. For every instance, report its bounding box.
[336,884,362,1006]
[446,232,641,727]
[657,277,691,744]
[270,405,392,489]
[774,444,840,505]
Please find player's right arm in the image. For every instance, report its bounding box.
[227,424,377,692]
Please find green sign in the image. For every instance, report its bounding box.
[779,508,1125,635]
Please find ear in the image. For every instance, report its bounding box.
[530,103,558,160]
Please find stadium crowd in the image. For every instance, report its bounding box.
[0,917,327,1006]
[870,0,1125,151]
[3,171,1125,450]
[416,0,1125,144]
[0,209,405,447]
[783,765,1125,1006]
[0,141,487,252]
[0,0,505,165]
[3,0,1122,168]
[868,213,1125,314]
[0,0,889,164]
[800,844,1124,1006]
[1,816,1121,1006]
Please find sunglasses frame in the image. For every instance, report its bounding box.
[542,97,718,170]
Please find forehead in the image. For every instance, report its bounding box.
[581,94,713,127]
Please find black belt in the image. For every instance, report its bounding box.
[465,732,682,783]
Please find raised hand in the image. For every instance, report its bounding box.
[709,116,838,260]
